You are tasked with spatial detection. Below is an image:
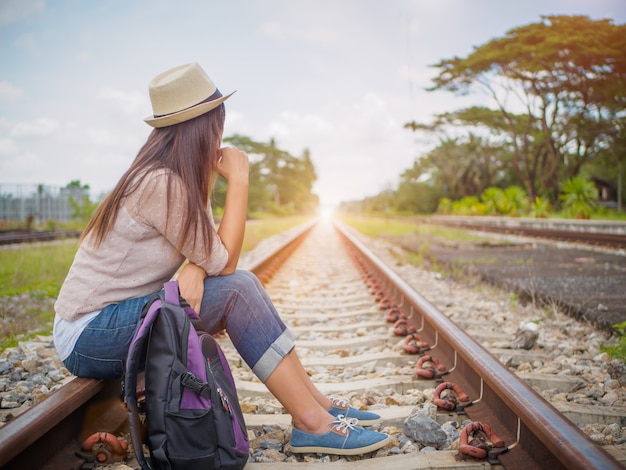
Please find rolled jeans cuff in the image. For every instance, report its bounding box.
[252,329,296,383]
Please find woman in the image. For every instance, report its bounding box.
[53,62,390,456]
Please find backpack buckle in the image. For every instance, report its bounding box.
[180,371,206,393]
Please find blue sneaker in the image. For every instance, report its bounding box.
[290,415,391,455]
[327,397,382,426]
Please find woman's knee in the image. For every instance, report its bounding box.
[234,269,262,287]
[222,270,262,295]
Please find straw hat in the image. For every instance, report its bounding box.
[144,63,234,128]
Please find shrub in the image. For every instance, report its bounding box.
[601,322,626,362]
[560,176,598,219]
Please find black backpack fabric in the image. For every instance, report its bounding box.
[124,281,249,469]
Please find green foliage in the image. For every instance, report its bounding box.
[501,186,529,216]
[421,15,626,209]
[560,176,599,219]
[65,180,98,222]
[481,187,504,215]
[69,194,99,221]
[222,135,318,214]
[451,196,487,216]
[405,136,513,203]
[436,198,453,215]
[601,322,626,362]
[529,197,551,218]
[441,185,530,216]
[393,179,444,214]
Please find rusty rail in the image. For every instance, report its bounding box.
[424,215,626,249]
[0,220,316,469]
[335,220,622,470]
[0,218,621,469]
[0,378,125,469]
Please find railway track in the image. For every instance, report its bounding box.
[424,215,626,250]
[0,230,82,246]
[0,219,624,469]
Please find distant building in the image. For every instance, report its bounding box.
[591,176,618,209]
[0,183,88,224]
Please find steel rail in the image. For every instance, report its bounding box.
[0,220,317,469]
[334,220,622,470]
[424,215,626,249]
[0,378,125,469]
[0,230,82,245]
[1,218,621,468]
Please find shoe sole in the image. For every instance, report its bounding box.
[356,417,383,426]
[289,435,391,456]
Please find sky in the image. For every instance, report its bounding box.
[1,0,625,209]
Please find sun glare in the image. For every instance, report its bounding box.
[320,205,335,220]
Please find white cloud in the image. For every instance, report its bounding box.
[241,91,416,206]
[0,0,44,27]
[260,21,338,46]
[0,138,19,156]
[13,32,41,56]
[0,81,24,101]
[1,1,624,204]
[87,127,117,147]
[11,117,59,137]
[0,149,43,174]
[96,87,147,118]
[76,50,93,62]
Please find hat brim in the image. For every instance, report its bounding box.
[144,91,235,128]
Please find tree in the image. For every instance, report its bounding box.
[427,15,626,207]
[402,136,512,202]
[222,135,318,214]
[64,180,97,222]
[220,134,273,213]
[411,107,547,201]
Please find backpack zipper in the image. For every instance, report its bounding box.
[217,386,232,416]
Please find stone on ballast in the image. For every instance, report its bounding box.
[403,414,447,449]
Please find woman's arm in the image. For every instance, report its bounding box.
[177,146,248,309]
[215,146,249,275]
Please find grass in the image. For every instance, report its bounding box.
[242,215,314,252]
[344,213,626,363]
[0,215,314,351]
[339,214,488,242]
[0,240,79,297]
[601,322,626,362]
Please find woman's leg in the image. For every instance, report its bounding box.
[229,271,333,411]
[199,270,390,454]
[198,270,333,433]
[264,350,334,433]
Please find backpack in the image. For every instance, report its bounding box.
[124,281,249,470]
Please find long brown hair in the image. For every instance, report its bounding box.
[82,104,225,254]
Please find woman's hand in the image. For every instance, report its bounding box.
[176,262,206,313]
[216,146,249,184]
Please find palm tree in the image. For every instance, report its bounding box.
[560,176,598,219]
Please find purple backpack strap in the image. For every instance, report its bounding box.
[163,281,180,305]
[164,280,200,320]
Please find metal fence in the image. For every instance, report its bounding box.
[0,184,88,223]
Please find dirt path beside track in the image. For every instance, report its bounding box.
[394,234,626,331]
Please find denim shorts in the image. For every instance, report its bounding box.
[63,270,295,382]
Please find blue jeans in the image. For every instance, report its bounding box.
[63,270,295,382]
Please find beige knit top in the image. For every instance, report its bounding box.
[54,169,228,321]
